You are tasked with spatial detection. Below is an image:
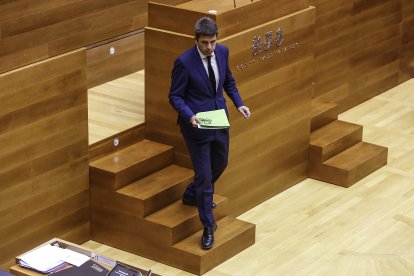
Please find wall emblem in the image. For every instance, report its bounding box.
[237,27,299,71]
[252,27,284,56]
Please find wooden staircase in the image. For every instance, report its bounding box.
[308,100,388,187]
[89,139,255,275]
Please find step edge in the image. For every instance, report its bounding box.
[172,217,255,256]
[117,166,194,198]
[90,140,174,171]
[323,142,388,170]
[310,121,363,146]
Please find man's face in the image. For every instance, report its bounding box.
[196,35,217,56]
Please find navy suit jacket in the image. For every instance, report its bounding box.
[169,44,244,139]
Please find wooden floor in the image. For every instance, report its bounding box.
[84,78,414,275]
[88,70,145,144]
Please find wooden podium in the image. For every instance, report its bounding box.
[145,0,315,214]
[90,0,315,275]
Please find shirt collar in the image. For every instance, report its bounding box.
[196,45,215,60]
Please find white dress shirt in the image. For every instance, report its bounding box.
[197,46,219,91]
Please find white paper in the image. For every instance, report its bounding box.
[62,248,90,267]
[19,244,66,273]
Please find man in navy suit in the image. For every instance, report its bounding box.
[169,17,250,250]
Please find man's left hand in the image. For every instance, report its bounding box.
[237,106,251,119]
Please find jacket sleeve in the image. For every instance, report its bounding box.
[222,47,244,108]
[168,58,194,121]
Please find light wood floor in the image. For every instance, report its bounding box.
[84,78,414,275]
[88,70,145,145]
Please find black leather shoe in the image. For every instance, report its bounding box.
[201,223,217,250]
[182,197,216,209]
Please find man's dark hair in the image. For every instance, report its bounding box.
[194,17,218,40]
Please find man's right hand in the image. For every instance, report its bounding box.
[190,115,201,128]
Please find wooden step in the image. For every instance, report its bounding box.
[311,100,338,131]
[309,142,388,187]
[89,139,174,190]
[117,165,194,217]
[145,195,228,245]
[310,120,362,163]
[172,216,256,275]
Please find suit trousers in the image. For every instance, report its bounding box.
[183,129,229,228]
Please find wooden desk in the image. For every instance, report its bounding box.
[10,238,158,276]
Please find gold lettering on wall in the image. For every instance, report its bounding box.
[236,27,299,71]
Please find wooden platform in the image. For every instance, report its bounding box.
[309,100,388,187]
[310,119,363,162]
[89,139,255,275]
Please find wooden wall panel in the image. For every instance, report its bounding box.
[149,0,309,38]
[145,6,315,216]
[87,31,145,88]
[0,49,89,270]
[400,0,414,82]
[144,29,193,166]
[347,0,401,110]
[220,7,314,214]
[310,0,402,113]
[0,0,146,74]
[310,0,353,102]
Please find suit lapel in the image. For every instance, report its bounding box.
[215,47,224,92]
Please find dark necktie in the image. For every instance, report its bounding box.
[207,55,216,94]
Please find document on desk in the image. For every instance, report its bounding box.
[18,244,90,274]
[19,244,66,273]
[196,109,230,129]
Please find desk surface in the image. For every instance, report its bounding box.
[10,238,158,276]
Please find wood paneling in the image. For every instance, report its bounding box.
[149,0,309,38]
[211,7,314,214]
[144,28,193,165]
[0,0,146,74]
[145,6,315,216]
[348,0,401,110]
[310,0,353,106]
[310,0,402,113]
[400,0,414,82]
[0,49,89,270]
[87,31,145,88]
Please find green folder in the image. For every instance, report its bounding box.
[196,109,230,129]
